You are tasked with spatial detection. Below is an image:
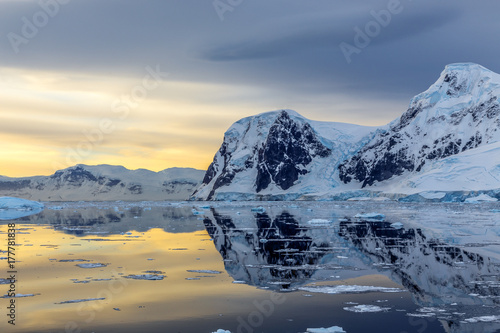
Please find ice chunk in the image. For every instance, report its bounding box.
[306,326,346,333]
[123,274,165,280]
[55,298,105,304]
[0,197,44,220]
[343,305,390,313]
[390,222,404,229]
[354,213,385,221]
[462,315,500,323]
[465,194,498,203]
[307,219,332,225]
[1,293,37,298]
[186,270,222,274]
[299,285,404,294]
[76,263,108,269]
[212,330,231,333]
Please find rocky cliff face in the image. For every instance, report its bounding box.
[254,111,332,192]
[193,109,375,200]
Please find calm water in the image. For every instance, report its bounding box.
[1,201,500,333]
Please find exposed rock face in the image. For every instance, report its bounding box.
[255,111,331,192]
[193,109,373,200]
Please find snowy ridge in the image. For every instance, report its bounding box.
[0,165,204,201]
[194,63,500,201]
[339,63,500,189]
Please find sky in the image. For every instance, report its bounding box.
[1,0,499,177]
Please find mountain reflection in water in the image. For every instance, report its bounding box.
[204,208,500,333]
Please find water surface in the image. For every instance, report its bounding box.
[1,201,500,333]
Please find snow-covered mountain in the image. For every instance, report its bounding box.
[339,63,500,190]
[192,109,376,200]
[0,165,204,201]
[194,63,500,201]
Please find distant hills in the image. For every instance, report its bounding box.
[0,164,204,201]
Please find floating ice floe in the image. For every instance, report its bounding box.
[307,219,333,225]
[354,213,386,221]
[0,197,44,220]
[187,270,222,274]
[406,307,447,318]
[55,298,105,304]
[306,326,346,333]
[343,305,391,313]
[298,285,404,294]
[462,315,500,323]
[123,274,165,280]
[1,293,37,298]
[212,330,231,333]
[465,194,498,203]
[76,263,108,269]
[251,206,266,213]
[390,222,404,229]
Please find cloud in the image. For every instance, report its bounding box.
[1,0,500,176]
